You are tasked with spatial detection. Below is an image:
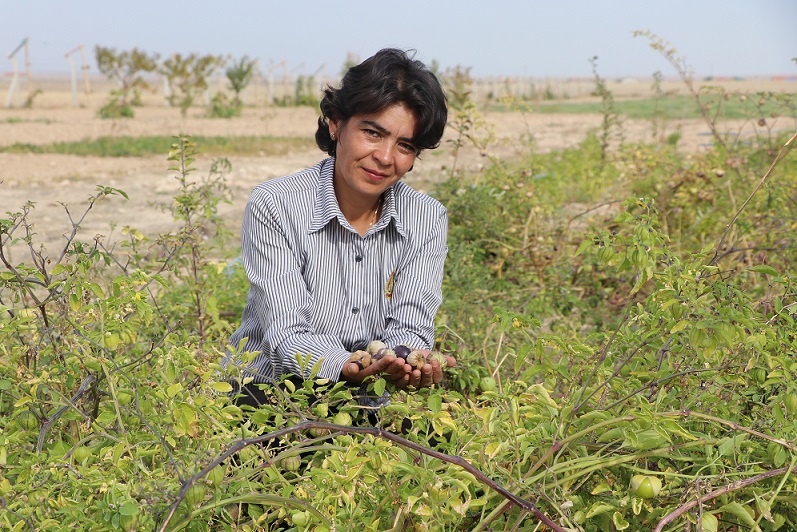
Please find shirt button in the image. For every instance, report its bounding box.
[355,255,363,262]
[352,307,360,314]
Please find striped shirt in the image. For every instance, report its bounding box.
[223,157,448,384]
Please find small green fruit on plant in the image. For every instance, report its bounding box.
[17,411,38,430]
[291,510,309,526]
[281,455,302,472]
[206,466,225,487]
[479,376,497,392]
[72,446,92,464]
[630,475,662,499]
[185,484,207,506]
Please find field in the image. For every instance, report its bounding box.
[2,75,794,252]
[3,70,797,531]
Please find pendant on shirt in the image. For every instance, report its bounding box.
[385,271,395,300]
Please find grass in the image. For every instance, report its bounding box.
[0,117,54,124]
[0,135,316,157]
[488,94,797,120]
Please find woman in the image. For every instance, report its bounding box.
[223,48,455,405]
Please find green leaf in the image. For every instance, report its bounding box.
[373,377,386,397]
[701,513,718,532]
[717,434,747,457]
[89,282,105,299]
[209,381,233,393]
[427,394,442,414]
[719,502,756,528]
[166,383,183,398]
[69,293,81,311]
[119,501,138,516]
[670,319,690,333]
[585,502,614,519]
[748,265,779,276]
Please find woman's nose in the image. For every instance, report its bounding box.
[373,142,394,165]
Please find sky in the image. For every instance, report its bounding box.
[1,0,795,80]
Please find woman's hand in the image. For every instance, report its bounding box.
[340,353,410,387]
[340,350,456,390]
[404,352,456,389]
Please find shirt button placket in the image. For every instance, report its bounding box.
[352,247,363,315]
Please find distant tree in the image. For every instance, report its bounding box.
[226,56,257,103]
[94,46,159,118]
[160,53,224,116]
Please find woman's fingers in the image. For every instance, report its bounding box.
[342,352,456,388]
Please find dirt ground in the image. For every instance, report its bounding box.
[0,80,789,254]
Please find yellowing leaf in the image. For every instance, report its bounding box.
[166,383,183,398]
[670,320,690,334]
[209,381,233,393]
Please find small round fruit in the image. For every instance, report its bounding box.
[116,392,133,406]
[185,484,207,506]
[333,412,353,426]
[366,340,387,355]
[394,345,412,359]
[479,376,497,392]
[72,445,92,464]
[281,455,302,472]
[630,475,662,499]
[292,511,309,526]
[17,411,39,430]
[206,466,225,487]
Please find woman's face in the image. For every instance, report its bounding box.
[329,102,418,204]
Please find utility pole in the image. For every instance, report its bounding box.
[5,37,28,108]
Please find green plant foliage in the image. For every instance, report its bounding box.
[3,53,797,531]
[160,53,224,116]
[94,46,160,119]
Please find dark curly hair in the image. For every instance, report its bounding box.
[315,48,448,157]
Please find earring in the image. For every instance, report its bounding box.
[330,132,336,141]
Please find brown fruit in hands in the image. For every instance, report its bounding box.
[366,340,388,355]
[372,348,396,361]
[350,341,452,372]
[406,350,426,370]
[349,350,371,369]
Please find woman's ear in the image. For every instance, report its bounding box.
[329,118,340,140]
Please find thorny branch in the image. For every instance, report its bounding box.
[157,420,568,532]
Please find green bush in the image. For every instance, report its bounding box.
[3,98,797,530]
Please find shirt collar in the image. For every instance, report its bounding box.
[308,157,406,238]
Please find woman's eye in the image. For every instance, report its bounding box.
[400,143,417,154]
[364,129,380,138]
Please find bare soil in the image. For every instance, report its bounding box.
[0,85,765,254]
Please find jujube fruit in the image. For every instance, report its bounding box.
[630,475,662,498]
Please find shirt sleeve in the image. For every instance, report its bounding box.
[241,188,351,381]
[382,208,448,350]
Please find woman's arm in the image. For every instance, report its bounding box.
[241,187,353,381]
